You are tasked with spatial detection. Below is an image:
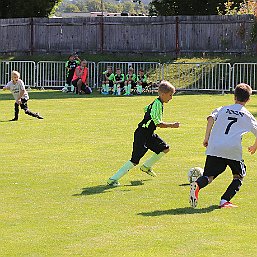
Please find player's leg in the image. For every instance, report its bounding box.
[124,81,128,95]
[105,80,110,95]
[190,155,226,208]
[22,100,43,119]
[219,160,246,208]
[113,83,117,95]
[77,79,83,94]
[107,128,147,186]
[140,134,170,177]
[101,80,106,94]
[10,102,19,121]
[136,83,142,95]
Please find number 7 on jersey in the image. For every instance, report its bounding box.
[225,117,238,134]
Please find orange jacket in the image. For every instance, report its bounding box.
[72,66,88,84]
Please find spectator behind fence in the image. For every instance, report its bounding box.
[124,67,137,96]
[72,60,91,95]
[102,66,114,95]
[113,68,125,95]
[136,69,148,95]
[63,53,81,93]
[3,70,43,121]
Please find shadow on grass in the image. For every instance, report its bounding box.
[73,185,115,196]
[125,179,151,187]
[73,180,149,196]
[138,205,219,216]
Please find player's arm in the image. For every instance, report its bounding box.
[248,138,257,155]
[203,116,214,147]
[157,122,180,128]
[151,100,180,129]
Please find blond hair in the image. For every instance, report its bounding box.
[158,80,175,94]
[11,70,20,78]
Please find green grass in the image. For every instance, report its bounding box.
[1,53,257,64]
[1,90,257,256]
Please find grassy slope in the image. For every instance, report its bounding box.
[0,91,257,256]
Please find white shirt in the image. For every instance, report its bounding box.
[6,79,29,101]
[206,103,257,161]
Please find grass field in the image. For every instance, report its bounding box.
[1,90,257,256]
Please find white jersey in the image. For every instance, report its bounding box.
[206,103,257,161]
[5,79,29,101]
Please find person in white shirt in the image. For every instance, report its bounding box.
[190,83,257,208]
[3,70,43,121]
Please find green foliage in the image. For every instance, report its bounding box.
[55,0,149,15]
[217,0,257,15]
[149,0,242,16]
[0,0,62,18]
[1,91,257,255]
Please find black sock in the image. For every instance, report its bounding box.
[221,179,242,202]
[196,176,209,189]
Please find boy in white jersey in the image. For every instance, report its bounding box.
[190,83,257,208]
[3,71,43,121]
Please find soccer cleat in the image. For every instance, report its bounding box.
[107,178,120,187]
[189,181,199,208]
[36,113,44,119]
[219,201,238,208]
[140,165,157,177]
[10,118,18,121]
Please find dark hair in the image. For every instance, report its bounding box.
[234,83,252,102]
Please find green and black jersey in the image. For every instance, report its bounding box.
[137,74,147,83]
[103,72,115,81]
[114,73,125,83]
[65,60,80,76]
[126,73,137,81]
[138,98,163,133]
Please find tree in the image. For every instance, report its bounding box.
[149,0,243,16]
[0,0,62,18]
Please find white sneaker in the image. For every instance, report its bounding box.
[140,165,157,177]
[107,178,120,187]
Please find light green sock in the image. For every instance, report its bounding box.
[102,84,106,92]
[137,85,142,94]
[128,84,131,94]
[124,85,128,94]
[70,84,74,92]
[110,160,135,181]
[113,84,117,93]
[106,84,109,93]
[143,152,166,168]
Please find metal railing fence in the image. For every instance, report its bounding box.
[1,61,257,93]
[232,63,257,91]
[0,61,36,89]
[36,61,96,89]
[162,63,232,92]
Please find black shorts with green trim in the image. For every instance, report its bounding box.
[204,155,246,179]
[130,127,169,164]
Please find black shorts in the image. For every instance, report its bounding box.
[204,155,246,179]
[72,78,85,88]
[130,127,169,164]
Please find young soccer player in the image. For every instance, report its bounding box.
[190,83,257,208]
[136,69,148,95]
[113,68,125,95]
[3,70,43,121]
[102,66,114,95]
[124,67,137,96]
[107,80,180,186]
[63,54,81,92]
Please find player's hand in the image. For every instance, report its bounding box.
[16,99,21,105]
[203,139,208,147]
[172,122,180,128]
[248,145,257,155]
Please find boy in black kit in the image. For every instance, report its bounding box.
[107,81,180,186]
